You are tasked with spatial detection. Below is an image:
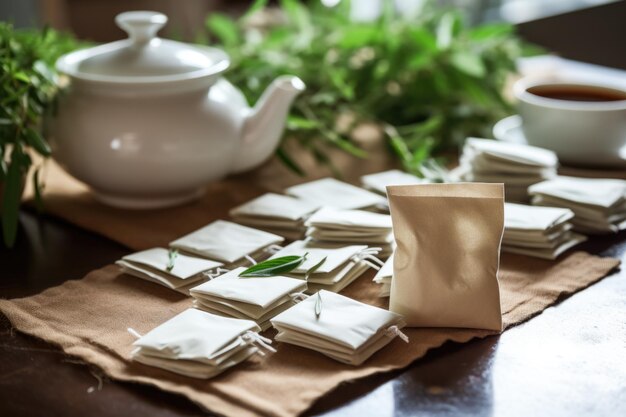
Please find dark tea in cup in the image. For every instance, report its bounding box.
[527,84,626,103]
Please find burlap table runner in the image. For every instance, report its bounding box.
[0,251,619,417]
[25,149,396,250]
[11,157,620,416]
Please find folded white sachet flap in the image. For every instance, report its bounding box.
[305,206,392,230]
[269,240,366,274]
[361,169,425,194]
[122,248,223,279]
[465,137,558,168]
[170,220,284,263]
[285,178,387,210]
[271,290,404,350]
[229,193,320,221]
[373,253,394,283]
[504,203,574,232]
[133,309,259,361]
[467,153,555,176]
[528,176,626,209]
[133,346,257,379]
[190,267,306,310]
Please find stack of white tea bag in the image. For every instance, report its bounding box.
[116,248,224,294]
[372,254,393,297]
[170,220,284,266]
[130,309,274,379]
[270,240,383,293]
[229,193,320,240]
[502,203,586,259]
[304,207,394,258]
[190,267,308,330]
[271,290,407,365]
[360,169,425,195]
[285,177,387,211]
[529,176,626,234]
[453,137,558,202]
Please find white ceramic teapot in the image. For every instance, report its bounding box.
[49,11,305,209]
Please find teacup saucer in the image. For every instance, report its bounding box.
[492,115,527,145]
[492,115,626,169]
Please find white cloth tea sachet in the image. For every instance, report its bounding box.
[361,169,425,195]
[373,253,393,297]
[269,240,384,293]
[271,290,407,365]
[285,177,387,211]
[304,207,394,258]
[503,203,586,259]
[130,309,274,379]
[387,183,504,330]
[229,193,320,240]
[452,137,558,202]
[190,267,308,330]
[529,176,626,234]
[116,248,224,294]
[170,220,284,265]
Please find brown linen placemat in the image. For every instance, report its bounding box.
[0,252,619,417]
[25,146,397,250]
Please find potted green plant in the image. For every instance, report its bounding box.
[202,0,530,176]
[0,24,76,247]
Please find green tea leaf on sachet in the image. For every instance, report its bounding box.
[239,253,307,277]
[314,292,322,318]
[166,249,178,272]
[305,256,327,280]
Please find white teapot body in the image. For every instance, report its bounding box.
[48,11,304,209]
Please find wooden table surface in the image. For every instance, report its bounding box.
[1,209,625,417]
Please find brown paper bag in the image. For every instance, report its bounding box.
[387,183,505,330]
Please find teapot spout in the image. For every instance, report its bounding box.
[231,75,305,174]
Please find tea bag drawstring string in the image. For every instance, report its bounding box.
[244,255,258,266]
[385,325,409,343]
[265,244,284,255]
[289,292,309,303]
[127,328,143,339]
[242,331,276,356]
[202,267,230,280]
[353,247,385,271]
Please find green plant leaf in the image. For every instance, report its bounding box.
[239,253,307,277]
[32,166,44,212]
[450,51,486,77]
[206,14,239,46]
[242,0,269,20]
[276,147,305,177]
[436,13,455,50]
[25,127,51,156]
[305,256,327,279]
[2,148,24,247]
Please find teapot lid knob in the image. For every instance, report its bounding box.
[115,11,167,45]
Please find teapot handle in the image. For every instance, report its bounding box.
[115,11,167,45]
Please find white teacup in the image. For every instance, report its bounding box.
[514,78,626,167]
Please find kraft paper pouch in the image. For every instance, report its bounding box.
[387,183,505,330]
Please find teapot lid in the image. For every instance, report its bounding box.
[57,11,229,83]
